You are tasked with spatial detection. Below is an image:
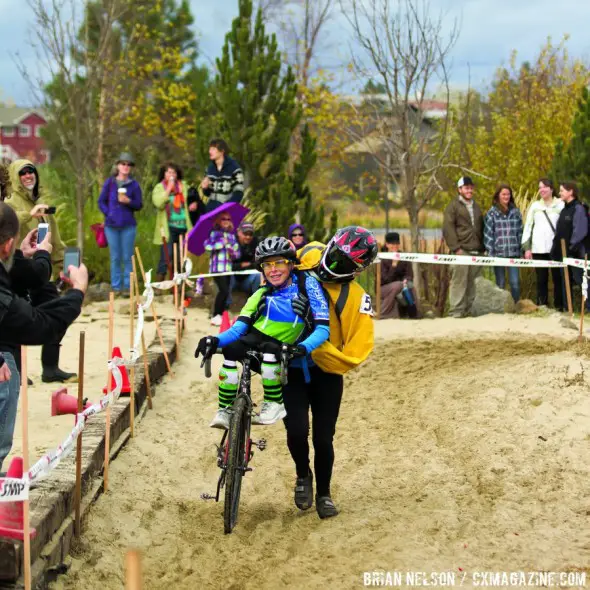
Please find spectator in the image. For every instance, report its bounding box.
[200,139,244,212]
[443,176,484,318]
[288,223,307,248]
[522,178,564,310]
[484,184,523,303]
[379,232,418,319]
[5,160,75,383]
[551,181,589,310]
[231,222,261,296]
[152,162,193,281]
[0,202,88,470]
[204,211,239,326]
[187,182,206,227]
[98,152,143,294]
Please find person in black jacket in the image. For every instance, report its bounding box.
[0,202,88,470]
[231,222,261,296]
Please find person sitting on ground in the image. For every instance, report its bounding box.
[200,138,244,212]
[152,162,193,282]
[204,211,240,326]
[5,159,76,383]
[0,202,88,471]
[195,237,330,430]
[230,222,261,296]
[380,232,418,319]
[288,223,307,249]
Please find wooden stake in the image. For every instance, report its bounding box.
[104,292,114,493]
[134,247,174,378]
[579,255,588,343]
[179,235,188,331]
[561,239,573,318]
[129,272,135,438]
[20,346,31,590]
[74,331,85,538]
[132,257,152,410]
[375,261,381,320]
[125,549,143,590]
[173,242,180,359]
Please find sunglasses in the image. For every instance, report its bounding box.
[291,232,304,237]
[260,259,291,271]
[19,167,35,176]
[119,161,132,166]
[219,217,232,222]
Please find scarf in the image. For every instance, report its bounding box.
[163,180,185,214]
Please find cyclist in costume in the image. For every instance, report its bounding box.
[195,236,330,430]
[284,226,378,519]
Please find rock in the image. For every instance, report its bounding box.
[424,310,436,319]
[560,317,578,331]
[85,282,112,303]
[471,277,516,317]
[115,301,132,316]
[515,299,538,314]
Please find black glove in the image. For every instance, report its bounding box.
[288,344,308,358]
[195,336,219,359]
[291,292,313,332]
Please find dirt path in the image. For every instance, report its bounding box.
[49,314,590,589]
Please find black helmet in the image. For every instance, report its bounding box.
[254,236,298,270]
[317,226,378,283]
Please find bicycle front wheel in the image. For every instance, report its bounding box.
[224,395,248,534]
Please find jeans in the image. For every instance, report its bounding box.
[213,276,231,317]
[494,265,520,303]
[0,353,21,472]
[157,226,187,276]
[105,225,137,291]
[226,273,261,307]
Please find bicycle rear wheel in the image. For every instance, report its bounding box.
[224,395,248,534]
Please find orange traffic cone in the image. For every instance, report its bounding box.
[0,457,37,540]
[219,310,233,333]
[51,387,91,417]
[102,347,131,396]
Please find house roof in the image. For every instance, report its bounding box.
[0,106,46,126]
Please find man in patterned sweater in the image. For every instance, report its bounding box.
[200,138,245,212]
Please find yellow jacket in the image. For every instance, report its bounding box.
[296,242,374,375]
[5,159,65,273]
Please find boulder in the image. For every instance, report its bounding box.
[515,299,538,314]
[84,282,112,303]
[471,277,516,317]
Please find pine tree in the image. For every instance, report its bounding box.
[213,0,301,203]
[551,87,590,199]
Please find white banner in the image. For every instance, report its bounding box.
[0,477,29,502]
[378,252,567,268]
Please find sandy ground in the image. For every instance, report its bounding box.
[6,297,181,468]
[44,307,590,589]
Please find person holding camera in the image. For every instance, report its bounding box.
[4,159,76,383]
[0,202,88,471]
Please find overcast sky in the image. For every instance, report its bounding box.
[1,0,590,106]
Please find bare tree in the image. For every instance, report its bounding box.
[342,0,460,254]
[16,0,130,250]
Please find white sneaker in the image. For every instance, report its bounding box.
[210,408,231,430]
[252,402,286,425]
[210,314,222,326]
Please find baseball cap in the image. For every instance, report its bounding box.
[238,222,254,234]
[457,176,474,188]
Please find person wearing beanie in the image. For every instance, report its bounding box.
[442,176,484,318]
[288,223,307,248]
[98,152,143,294]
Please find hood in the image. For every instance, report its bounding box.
[8,159,39,202]
[288,223,306,237]
[295,241,326,272]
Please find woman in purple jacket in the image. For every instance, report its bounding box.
[98,152,143,293]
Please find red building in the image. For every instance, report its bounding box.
[0,106,49,164]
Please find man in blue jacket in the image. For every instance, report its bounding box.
[200,139,244,212]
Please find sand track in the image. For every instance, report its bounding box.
[49,315,590,590]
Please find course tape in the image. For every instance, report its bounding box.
[0,273,161,502]
[188,268,260,280]
[378,252,590,271]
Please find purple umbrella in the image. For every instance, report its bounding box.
[186,201,250,256]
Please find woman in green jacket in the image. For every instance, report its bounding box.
[152,163,193,280]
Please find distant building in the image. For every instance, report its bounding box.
[0,106,49,164]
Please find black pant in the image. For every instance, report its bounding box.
[533,253,563,309]
[213,276,231,316]
[282,366,343,497]
[221,329,280,369]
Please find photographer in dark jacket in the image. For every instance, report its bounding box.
[551,181,590,311]
[0,202,88,471]
[230,222,261,296]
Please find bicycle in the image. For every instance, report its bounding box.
[199,339,293,534]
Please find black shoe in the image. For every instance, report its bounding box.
[316,495,339,519]
[27,378,33,386]
[294,472,313,510]
[42,368,78,384]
